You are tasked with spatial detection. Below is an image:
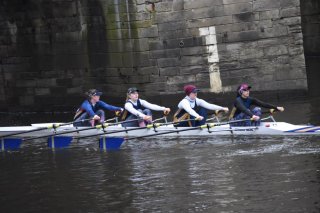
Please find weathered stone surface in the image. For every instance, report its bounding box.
[159,67,179,76]
[157,58,181,68]
[280,7,301,18]
[253,0,281,11]
[0,0,310,111]
[184,0,223,10]
[149,49,180,59]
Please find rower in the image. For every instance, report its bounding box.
[173,85,229,127]
[74,89,123,127]
[229,83,284,126]
[121,87,171,127]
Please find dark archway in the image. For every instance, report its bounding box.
[301,0,320,96]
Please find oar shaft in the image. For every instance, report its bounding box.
[75,126,147,140]
[1,126,48,138]
[75,118,197,139]
[23,118,141,141]
[0,118,94,139]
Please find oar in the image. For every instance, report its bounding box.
[125,116,272,140]
[0,118,95,139]
[22,117,140,142]
[74,118,197,140]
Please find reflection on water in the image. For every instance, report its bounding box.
[0,98,319,212]
[0,136,319,212]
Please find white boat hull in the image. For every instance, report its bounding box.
[0,122,319,139]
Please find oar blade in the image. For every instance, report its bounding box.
[1,138,23,150]
[47,136,73,148]
[99,137,124,151]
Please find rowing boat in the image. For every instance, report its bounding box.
[0,121,319,138]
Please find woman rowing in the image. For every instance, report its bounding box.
[74,89,123,127]
[229,83,284,126]
[173,85,229,127]
[121,87,171,127]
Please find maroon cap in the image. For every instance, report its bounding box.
[184,85,200,95]
[237,83,252,95]
[238,83,251,91]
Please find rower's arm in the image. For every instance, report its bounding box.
[234,99,253,117]
[251,98,277,109]
[140,99,166,111]
[179,99,200,118]
[124,102,145,118]
[99,101,123,111]
[81,101,96,117]
[196,98,224,111]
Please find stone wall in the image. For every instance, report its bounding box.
[300,0,320,96]
[0,0,308,111]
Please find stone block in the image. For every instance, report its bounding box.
[19,95,34,106]
[157,58,181,68]
[149,40,164,50]
[154,2,173,12]
[56,78,73,87]
[226,68,259,77]
[289,54,306,68]
[224,3,252,15]
[181,55,207,66]
[137,66,159,75]
[239,47,264,60]
[263,45,288,56]
[187,16,233,28]
[275,65,306,80]
[149,49,180,59]
[223,0,253,4]
[260,25,288,38]
[181,46,207,56]
[158,21,186,32]
[279,17,301,26]
[138,25,158,38]
[259,9,280,20]
[154,11,184,24]
[233,12,259,23]
[34,87,51,96]
[219,61,240,71]
[107,53,123,68]
[143,82,168,92]
[253,0,281,11]
[159,67,179,76]
[35,78,57,87]
[180,65,205,75]
[226,30,260,42]
[118,67,134,76]
[280,7,301,18]
[149,74,167,82]
[16,79,37,87]
[288,45,304,56]
[280,0,300,8]
[127,75,150,83]
[184,0,223,9]
[167,75,196,85]
[185,6,224,20]
[173,0,184,11]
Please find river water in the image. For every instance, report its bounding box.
[0,97,319,212]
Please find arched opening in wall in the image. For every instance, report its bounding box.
[300,0,320,96]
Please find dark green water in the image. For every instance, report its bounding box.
[0,98,319,212]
